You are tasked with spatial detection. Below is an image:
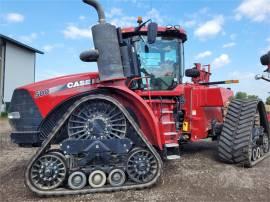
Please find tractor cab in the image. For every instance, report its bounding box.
[121,21,187,91]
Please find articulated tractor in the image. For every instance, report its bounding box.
[8,0,269,196]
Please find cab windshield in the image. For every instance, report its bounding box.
[134,36,183,90]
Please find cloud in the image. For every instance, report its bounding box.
[42,44,63,53]
[183,20,197,28]
[5,12,24,23]
[261,37,270,53]
[19,33,37,43]
[230,34,237,40]
[235,0,270,22]
[109,8,165,28]
[211,54,230,68]
[223,42,236,48]
[107,7,136,27]
[79,16,86,20]
[106,8,123,18]
[145,8,164,25]
[63,25,92,39]
[195,51,212,59]
[229,71,255,80]
[110,16,137,27]
[194,15,224,40]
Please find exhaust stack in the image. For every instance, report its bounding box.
[81,0,124,81]
[82,0,105,24]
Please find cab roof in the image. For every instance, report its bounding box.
[121,26,187,42]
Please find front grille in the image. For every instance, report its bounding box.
[9,89,42,131]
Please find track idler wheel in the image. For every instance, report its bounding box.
[68,171,87,190]
[126,148,158,183]
[108,169,126,187]
[88,170,106,188]
[29,152,67,190]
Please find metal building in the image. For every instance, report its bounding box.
[0,34,43,112]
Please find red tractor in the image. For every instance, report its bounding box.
[8,0,269,196]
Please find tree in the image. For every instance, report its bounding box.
[235,92,260,100]
[235,92,247,99]
[266,96,270,105]
[247,95,258,99]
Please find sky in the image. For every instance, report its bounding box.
[0,0,270,101]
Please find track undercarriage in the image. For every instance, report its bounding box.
[25,95,162,196]
[218,99,270,167]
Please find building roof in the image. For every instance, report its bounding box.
[0,34,44,54]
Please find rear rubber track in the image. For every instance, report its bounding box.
[25,94,163,196]
[218,99,270,167]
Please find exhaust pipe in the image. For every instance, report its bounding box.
[82,0,105,24]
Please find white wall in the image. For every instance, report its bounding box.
[4,42,35,102]
[0,40,5,112]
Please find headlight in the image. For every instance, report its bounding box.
[8,112,21,119]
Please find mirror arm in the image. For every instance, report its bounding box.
[135,19,151,33]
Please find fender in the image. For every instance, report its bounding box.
[100,86,163,150]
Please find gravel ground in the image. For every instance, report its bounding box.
[0,118,269,202]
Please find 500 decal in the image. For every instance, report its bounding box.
[35,89,49,98]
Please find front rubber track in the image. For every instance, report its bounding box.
[25,95,163,196]
[218,99,270,167]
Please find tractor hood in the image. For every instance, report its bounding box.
[12,72,99,118]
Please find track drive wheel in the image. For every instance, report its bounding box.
[218,99,270,167]
[126,148,158,183]
[29,152,67,190]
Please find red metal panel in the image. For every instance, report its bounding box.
[183,85,233,141]
[100,84,163,149]
[19,72,99,117]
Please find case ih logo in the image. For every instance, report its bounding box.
[67,79,92,89]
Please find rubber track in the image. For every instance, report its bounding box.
[218,99,270,167]
[25,95,163,196]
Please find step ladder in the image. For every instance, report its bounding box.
[164,143,180,160]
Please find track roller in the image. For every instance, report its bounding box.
[88,170,107,188]
[68,171,87,190]
[108,169,126,187]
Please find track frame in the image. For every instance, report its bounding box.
[25,95,163,196]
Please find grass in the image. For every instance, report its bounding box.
[0,112,8,118]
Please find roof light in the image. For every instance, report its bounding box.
[137,16,143,24]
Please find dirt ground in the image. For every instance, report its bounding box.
[0,118,269,202]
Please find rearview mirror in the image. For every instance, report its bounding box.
[260,51,270,66]
[147,22,158,44]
